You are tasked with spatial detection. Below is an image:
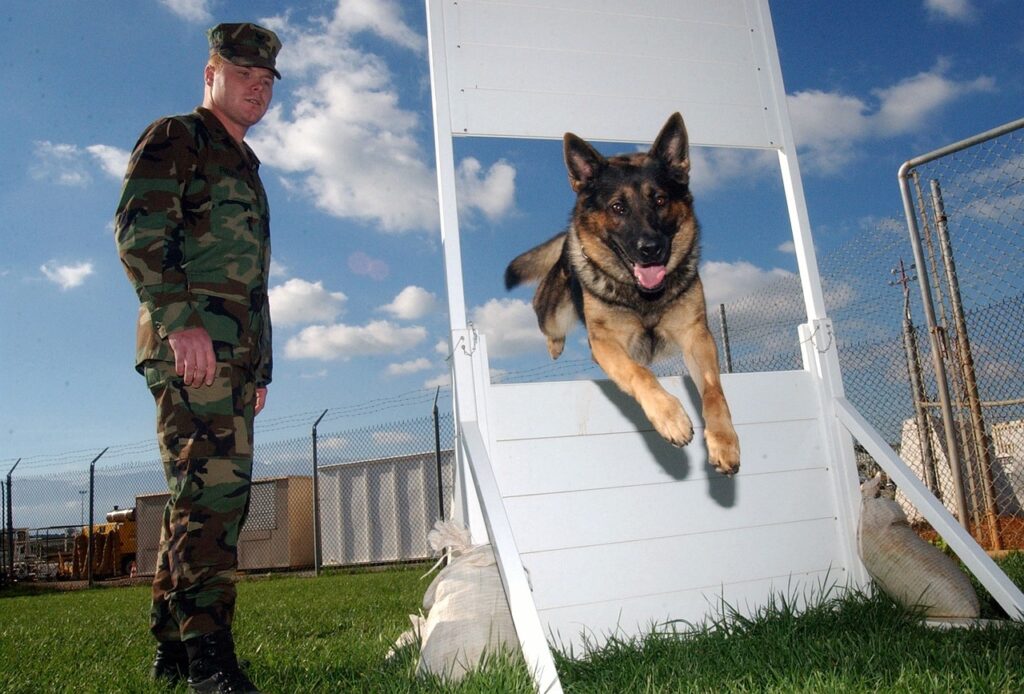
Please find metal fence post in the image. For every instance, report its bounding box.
[6,459,19,580]
[311,409,327,576]
[911,170,979,516]
[0,480,6,584]
[86,448,108,588]
[929,180,1002,550]
[718,304,733,374]
[898,165,971,530]
[433,387,445,521]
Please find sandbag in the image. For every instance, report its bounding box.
[858,474,979,618]
[389,520,519,681]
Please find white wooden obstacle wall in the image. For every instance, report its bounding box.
[426,1,1024,691]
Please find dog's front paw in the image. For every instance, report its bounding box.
[647,394,693,448]
[706,428,740,476]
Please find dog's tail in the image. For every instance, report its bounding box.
[505,232,567,290]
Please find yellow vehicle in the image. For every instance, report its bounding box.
[60,507,138,579]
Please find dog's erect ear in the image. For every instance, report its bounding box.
[650,112,690,183]
[564,132,606,193]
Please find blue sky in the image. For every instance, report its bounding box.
[1,0,1022,470]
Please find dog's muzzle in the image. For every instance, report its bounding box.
[630,235,668,291]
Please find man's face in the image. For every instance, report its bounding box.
[206,61,275,131]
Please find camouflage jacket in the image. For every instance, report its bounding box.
[115,107,273,386]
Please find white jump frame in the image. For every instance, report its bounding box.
[425,2,1023,691]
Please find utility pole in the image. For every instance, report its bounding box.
[891,259,939,495]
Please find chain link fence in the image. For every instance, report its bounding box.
[1,410,454,582]
[893,119,1024,551]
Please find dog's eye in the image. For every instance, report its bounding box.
[653,194,667,207]
[609,201,626,216]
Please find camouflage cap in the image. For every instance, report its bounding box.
[207,22,282,79]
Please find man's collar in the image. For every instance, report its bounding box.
[194,107,260,166]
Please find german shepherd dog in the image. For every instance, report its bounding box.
[505,112,740,475]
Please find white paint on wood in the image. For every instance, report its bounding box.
[440,0,782,146]
[481,373,855,653]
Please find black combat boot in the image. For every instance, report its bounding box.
[185,629,261,694]
[150,640,189,684]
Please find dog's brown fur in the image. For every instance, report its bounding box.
[505,113,740,474]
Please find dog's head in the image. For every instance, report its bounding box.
[564,112,696,294]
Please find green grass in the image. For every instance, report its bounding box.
[555,586,1024,693]
[2,558,1023,693]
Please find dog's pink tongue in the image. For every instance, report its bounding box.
[634,264,666,289]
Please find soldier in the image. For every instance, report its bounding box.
[115,22,281,694]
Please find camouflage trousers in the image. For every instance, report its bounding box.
[144,360,256,642]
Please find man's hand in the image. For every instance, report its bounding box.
[167,326,216,386]
[255,387,268,416]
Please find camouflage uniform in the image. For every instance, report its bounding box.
[116,104,273,642]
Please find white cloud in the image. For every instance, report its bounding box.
[455,158,517,221]
[870,64,994,136]
[777,241,796,254]
[248,7,435,232]
[285,320,426,360]
[787,61,994,173]
[469,298,547,359]
[320,435,350,450]
[41,261,94,290]
[85,144,129,179]
[260,1,423,76]
[699,260,797,310]
[379,285,438,320]
[786,91,870,173]
[423,372,451,389]
[952,154,1024,227]
[334,0,425,51]
[698,261,806,363]
[698,260,858,355]
[434,339,449,356]
[269,258,289,278]
[386,357,432,376]
[269,278,347,326]
[31,141,128,185]
[689,147,777,193]
[788,91,870,144]
[924,0,975,22]
[248,5,514,233]
[159,0,212,23]
[31,142,91,186]
[252,69,440,232]
[372,429,416,446]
